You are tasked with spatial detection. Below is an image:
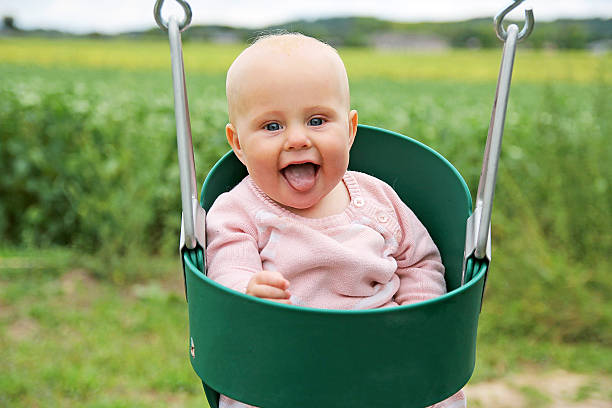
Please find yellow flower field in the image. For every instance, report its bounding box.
[1,37,610,83]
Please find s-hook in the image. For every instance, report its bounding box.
[494,0,534,42]
[154,0,193,32]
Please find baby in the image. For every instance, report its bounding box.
[206,33,465,408]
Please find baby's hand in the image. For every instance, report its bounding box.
[246,270,291,304]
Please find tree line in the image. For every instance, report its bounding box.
[3,15,611,49]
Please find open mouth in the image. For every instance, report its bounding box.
[281,162,320,192]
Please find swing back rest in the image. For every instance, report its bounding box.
[186,125,487,407]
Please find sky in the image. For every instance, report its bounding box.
[1,0,611,35]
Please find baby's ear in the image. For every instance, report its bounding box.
[226,123,246,165]
[348,110,358,148]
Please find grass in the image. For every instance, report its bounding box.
[517,385,553,407]
[573,381,602,402]
[0,252,207,407]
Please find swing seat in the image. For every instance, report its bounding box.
[184,124,487,408]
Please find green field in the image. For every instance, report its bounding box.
[1,37,611,406]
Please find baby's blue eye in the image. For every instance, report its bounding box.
[265,123,281,131]
[309,117,324,126]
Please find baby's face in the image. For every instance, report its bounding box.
[226,37,358,211]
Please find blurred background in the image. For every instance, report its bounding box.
[1,1,610,407]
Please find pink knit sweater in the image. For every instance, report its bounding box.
[206,171,465,407]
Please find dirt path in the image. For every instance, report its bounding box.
[466,370,611,407]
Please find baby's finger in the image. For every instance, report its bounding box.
[256,270,290,289]
[252,283,290,299]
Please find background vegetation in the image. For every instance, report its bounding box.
[3,15,612,50]
[1,34,610,406]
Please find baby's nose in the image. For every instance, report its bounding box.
[284,129,311,150]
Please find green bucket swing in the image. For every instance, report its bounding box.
[154,1,534,406]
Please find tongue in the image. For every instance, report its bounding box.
[283,163,316,192]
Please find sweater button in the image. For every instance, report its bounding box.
[353,197,364,207]
[377,213,389,223]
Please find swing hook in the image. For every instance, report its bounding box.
[494,0,534,42]
[154,0,192,32]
